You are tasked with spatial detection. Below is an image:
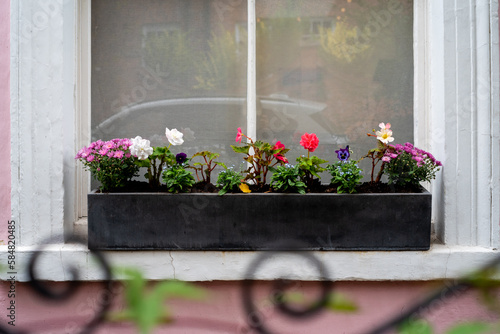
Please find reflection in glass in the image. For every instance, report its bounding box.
[255,0,413,179]
[92,0,248,169]
[91,0,414,184]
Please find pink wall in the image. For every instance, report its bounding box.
[0,281,498,333]
[0,0,10,243]
[0,3,499,334]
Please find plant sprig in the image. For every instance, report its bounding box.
[232,128,288,187]
[271,164,307,194]
[216,167,242,196]
[190,151,226,184]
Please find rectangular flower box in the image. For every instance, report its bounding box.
[87,188,432,251]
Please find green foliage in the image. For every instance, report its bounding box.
[384,151,441,187]
[162,165,196,193]
[325,293,358,313]
[136,146,176,189]
[216,168,242,196]
[270,165,306,194]
[109,268,205,334]
[463,267,500,314]
[326,161,363,193]
[399,319,433,334]
[89,157,139,192]
[143,31,198,81]
[445,323,492,334]
[279,291,357,313]
[189,151,225,184]
[194,31,244,91]
[296,155,328,190]
[398,319,494,334]
[231,139,289,187]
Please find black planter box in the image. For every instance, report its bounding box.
[87,188,432,251]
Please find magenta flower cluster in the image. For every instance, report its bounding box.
[383,142,442,167]
[75,138,139,191]
[75,138,133,163]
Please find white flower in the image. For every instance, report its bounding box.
[130,136,153,160]
[165,127,184,146]
[378,122,391,130]
[376,128,394,144]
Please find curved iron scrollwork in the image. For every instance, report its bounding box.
[1,236,500,333]
[241,249,332,334]
[1,236,113,334]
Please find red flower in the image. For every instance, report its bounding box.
[273,141,288,163]
[235,127,243,143]
[300,133,319,152]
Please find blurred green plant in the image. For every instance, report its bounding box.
[109,268,205,334]
[143,30,198,81]
[397,265,500,334]
[194,31,245,91]
[279,290,358,313]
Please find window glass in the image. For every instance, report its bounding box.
[91,0,248,167]
[255,0,413,173]
[91,0,413,183]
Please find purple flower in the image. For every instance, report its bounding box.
[335,145,350,161]
[176,152,188,164]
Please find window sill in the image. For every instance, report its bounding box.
[1,243,498,282]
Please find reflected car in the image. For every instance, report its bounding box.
[92,96,348,160]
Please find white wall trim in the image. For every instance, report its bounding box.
[1,244,498,282]
[10,0,72,246]
[75,0,91,219]
[439,0,500,247]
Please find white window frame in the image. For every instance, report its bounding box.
[4,0,500,282]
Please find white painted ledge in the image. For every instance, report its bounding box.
[0,244,498,282]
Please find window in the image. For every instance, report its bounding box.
[90,0,414,174]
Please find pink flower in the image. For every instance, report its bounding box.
[300,133,319,152]
[114,150,124,159]
[98,149,108,156]
[382,156,391,162]
[273,141,288,163]
[107,151,114,158]
[235,127,243,143]
[103,141,115,150]
[86,155,95,162]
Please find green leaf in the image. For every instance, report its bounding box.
[231,145,250,154]
[399,319,433,334]
[326,293,358,312]
[445,322,491,334]
[135,159,151,168]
